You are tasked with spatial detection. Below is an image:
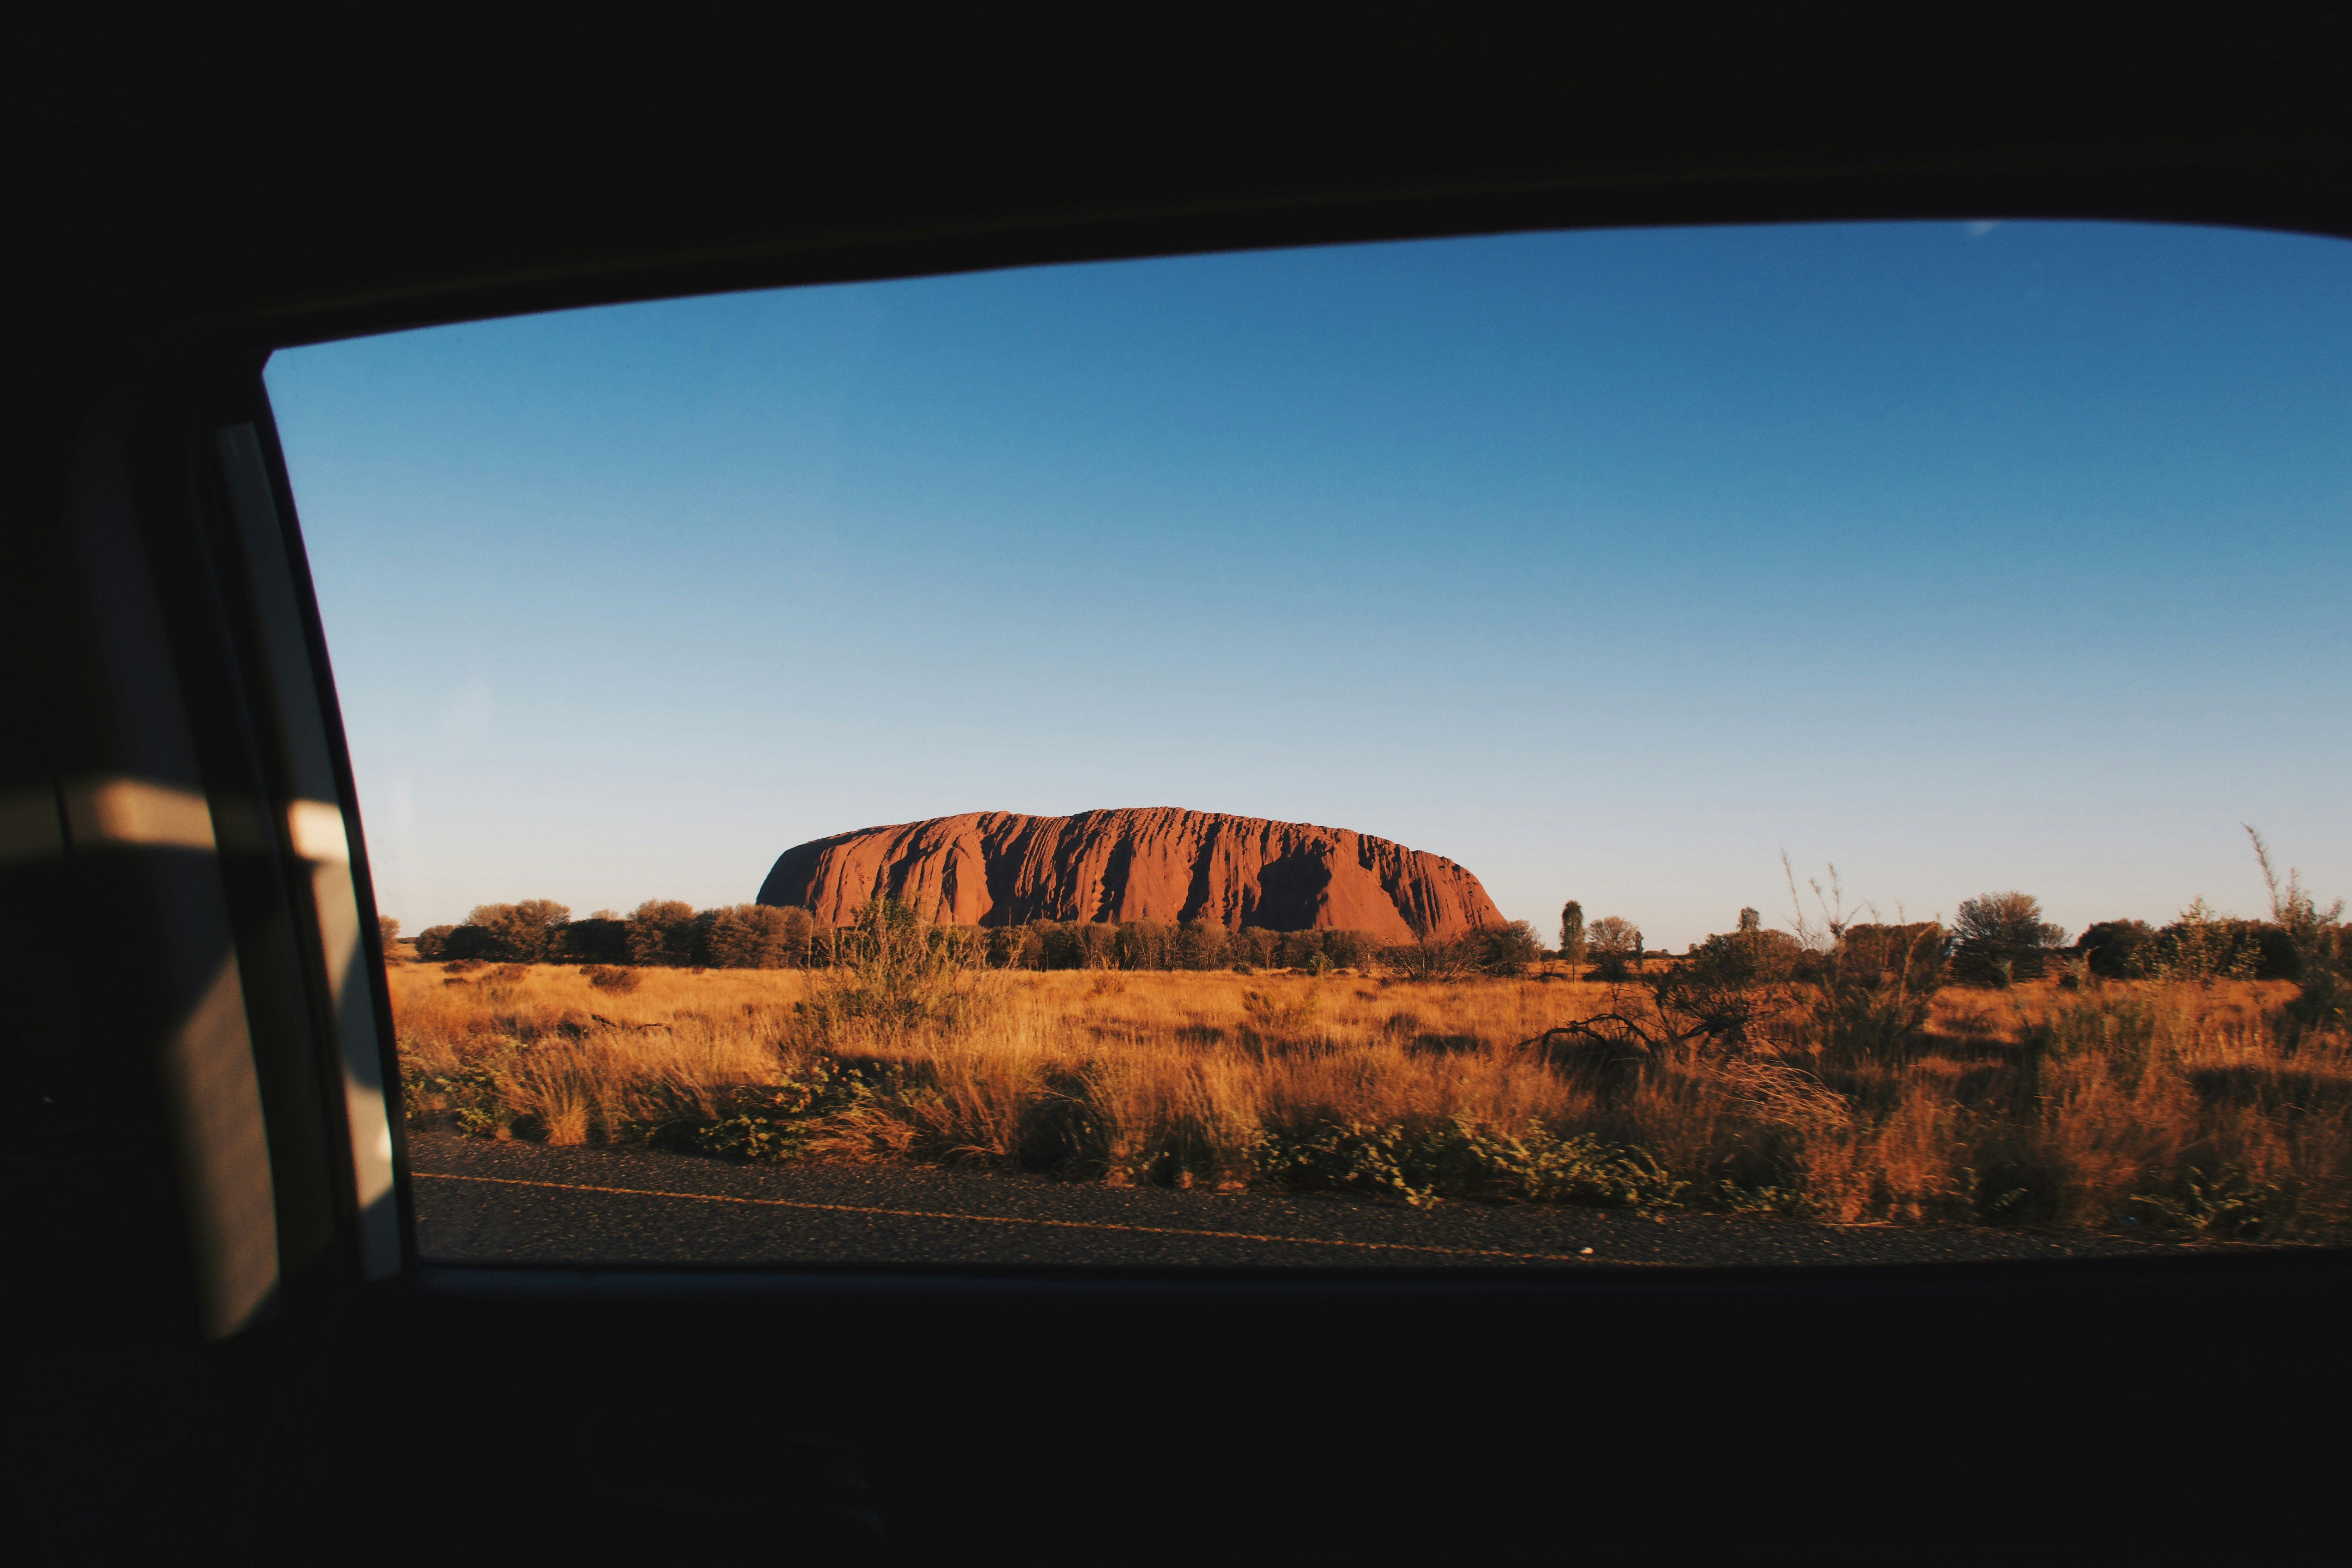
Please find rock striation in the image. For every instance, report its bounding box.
[757,808,1503,941]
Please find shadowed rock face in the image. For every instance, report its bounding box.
[757,808,1503,941]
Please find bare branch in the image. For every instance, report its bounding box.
[2246,822,2284,915]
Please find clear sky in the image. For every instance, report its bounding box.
[267,220,2352,947]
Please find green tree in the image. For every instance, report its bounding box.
[1559,901,1586,964]
[456,899,570,962]
[1038,921,1086,969]
[1224,926,1275,971]
[1477,919,1544,976]
[1952,892,2066,986]
[1274,930,1322,969]
[772,904,815,968]
[558,913,630,963]
[699,903,807,968]
[1174,918,1228,971]
[989,923,1044,970]
[1585,915,1642,981]
[624,899,697,966]
[1586,916,1639,958]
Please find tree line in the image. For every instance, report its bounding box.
[1871,889,2335,986]
[395,883,2338,988]
[401,898,1551,976]
[1549,884,2343,990]
[410,900,818,969]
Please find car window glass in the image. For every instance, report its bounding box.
[266,222,2352,1268]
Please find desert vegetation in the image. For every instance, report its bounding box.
[409,896,1550,978]
[397,839,2352,1243]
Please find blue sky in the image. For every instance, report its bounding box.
[266,220,2352,946]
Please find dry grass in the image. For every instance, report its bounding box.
[392,959,2352,1240]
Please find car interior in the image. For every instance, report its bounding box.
[9,9,2351,1556]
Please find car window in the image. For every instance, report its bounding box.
[266,222,2352,1269]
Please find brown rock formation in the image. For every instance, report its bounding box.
[757,808,1503,941]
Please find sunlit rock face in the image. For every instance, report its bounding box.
[757,808,1502,940]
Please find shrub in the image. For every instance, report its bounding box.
[2143,900,2266,982]
[2077,919,2157,978]
[1256,1118,1686,1211]
[2248,825,2349,1039]
[688,1068,878,1161]
[1951,892,2067,986]
[1526,925,1824,1076]
[580,965,640,992]
[1836,923,1945,984]
[1652,931,1804,1050]
[1383,934,1478,982]
[1972,1159,2064,1225]
[1476,919,1544,976]
[412,924,456,960]
[984,924,1042,970]
[1241,981,1323,1037]
[1816,965,1941,1065]
[799,897,980,1039]
[2125,1166,2299,1239]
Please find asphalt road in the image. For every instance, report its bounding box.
[408,1130,2188,1270]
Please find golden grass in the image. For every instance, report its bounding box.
[393,960,2352,1239]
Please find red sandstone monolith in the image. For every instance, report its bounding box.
[756,808,1502,940]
